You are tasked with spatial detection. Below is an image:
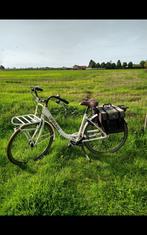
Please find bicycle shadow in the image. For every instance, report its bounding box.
[16,163,38,174]
[5,141,144,177]
[16,146,56,173]
[55,145,83,161]
[0,155,38,174]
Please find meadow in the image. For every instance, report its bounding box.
[0,69,147,215]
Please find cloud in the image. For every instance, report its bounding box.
[0,20,147,67]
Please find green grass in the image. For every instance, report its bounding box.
[0,69,147,215]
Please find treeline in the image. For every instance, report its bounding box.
[0,60,147,70]
[88,59,147,69]
[0,66,72,70]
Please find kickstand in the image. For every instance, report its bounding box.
[81,145,91,162]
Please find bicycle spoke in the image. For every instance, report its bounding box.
[84,120,128,154]
[7,122,54,165]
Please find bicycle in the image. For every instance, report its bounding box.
[7,86,128,166]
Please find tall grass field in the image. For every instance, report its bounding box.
[0,69,147,215]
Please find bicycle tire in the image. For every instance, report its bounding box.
[7,121,54,166]
[83,118,128,155]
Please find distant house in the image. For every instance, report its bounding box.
[86,67,92,70]
[73,65,87,70]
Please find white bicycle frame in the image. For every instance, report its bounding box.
[11,99,108,146]
[40,103,107,144]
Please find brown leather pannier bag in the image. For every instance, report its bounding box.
[95,104,126,134]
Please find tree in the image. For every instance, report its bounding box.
[101,62,106,69]
[140,60,146,68]
[111,62,116,69]
[96,62,101,69]
[88,59,96,68]
[116,60,122,69]
[122,62,127,69]
[128,61,133,68]
[0,65,5,70]
[133,64,142,69]
[105,62,112,69]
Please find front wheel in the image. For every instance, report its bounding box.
[7,121,54,166]
[83,118,128,155]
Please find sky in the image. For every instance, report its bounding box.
[0,19,147,68]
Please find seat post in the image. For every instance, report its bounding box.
[85,107,89,114]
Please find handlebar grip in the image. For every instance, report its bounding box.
[58,97,69,104]
[31,86,43,92]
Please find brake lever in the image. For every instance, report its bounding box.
[56,94,61,104]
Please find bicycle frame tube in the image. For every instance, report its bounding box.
[33,119,45,144]
[81,114,108,142]
[42,106,87,142]
[20,120,45,144]
[76,113,88,141]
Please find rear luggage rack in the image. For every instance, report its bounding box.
[11,114,41,126]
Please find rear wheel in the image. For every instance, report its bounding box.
[83,118,128,155]
[7,121,54,166]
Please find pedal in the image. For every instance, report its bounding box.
[67,143,72,148]
[29,140,35,148]
[72,140,77,145]
[68,141,76,147]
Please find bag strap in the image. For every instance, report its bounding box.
[102,105,111,119]
[111,105,123,118]
[103,103,111,108]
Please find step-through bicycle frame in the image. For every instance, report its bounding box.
[7,87,129,166]
[41,104,107,143]
[11,95,108,146]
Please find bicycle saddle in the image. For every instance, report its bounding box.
[80,98,98,108]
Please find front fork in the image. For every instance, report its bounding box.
[15,119,45,147]
[31,118,45,146]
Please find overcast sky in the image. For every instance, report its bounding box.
[0,20,147,68]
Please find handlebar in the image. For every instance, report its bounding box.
[31,86,43,92]
[31,86,69,106]
[46,95,69,106]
